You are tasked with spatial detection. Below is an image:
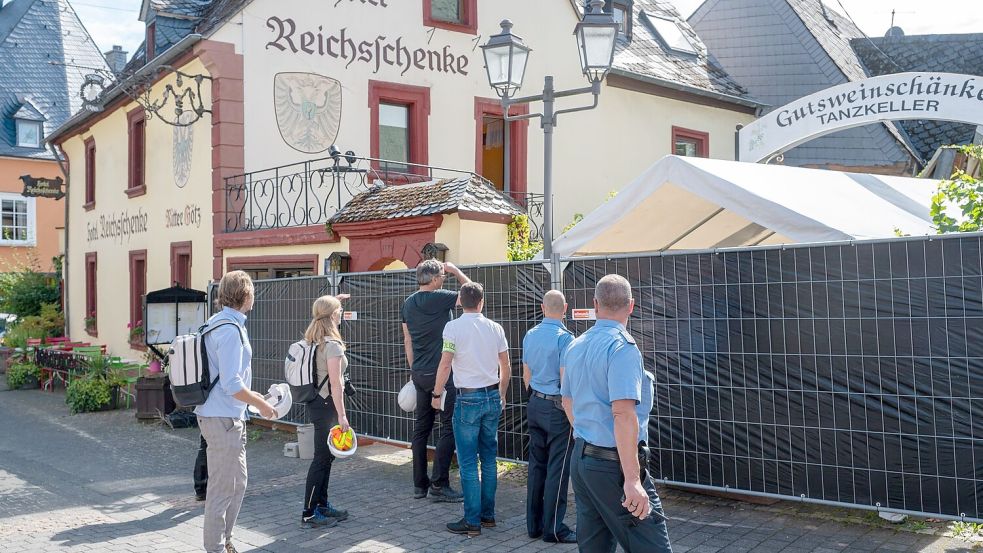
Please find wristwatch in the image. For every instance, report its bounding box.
[432,391,442,399]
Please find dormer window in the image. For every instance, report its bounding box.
[146,22,156,60]
[13,101,45,149]
[16,120,41,148]
[608,0,633,39]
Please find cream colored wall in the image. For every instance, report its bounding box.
[62,59,213,357]
[210,0,754,235]
[222,239,350,271]
[433,214,508,265]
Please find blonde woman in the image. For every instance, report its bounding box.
[302,293,352,528]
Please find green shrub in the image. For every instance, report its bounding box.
[0,269,60,319]
[6,363,40,390]
[65,376,114,413]
[10,303,64,342]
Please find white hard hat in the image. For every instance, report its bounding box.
[397,380,416,412]
[328,424,358,459]
[248,383,292,420]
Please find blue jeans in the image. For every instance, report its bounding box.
[452,388,501,525]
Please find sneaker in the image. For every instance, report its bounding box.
[413,487,428,499]
[316,503,349,521]
[480,518,496,528]
[429,484,464,503]
[447,518,481,536]
[195,493,206,502]
[301,510,338,528]
[224,543,239,553]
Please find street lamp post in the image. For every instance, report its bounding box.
[482,0,618,262]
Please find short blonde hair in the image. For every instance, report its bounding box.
[217,271,254,309]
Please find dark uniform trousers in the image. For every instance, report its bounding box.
[411,370,457,489]
[526,393,574,539]
[570,439,672,553]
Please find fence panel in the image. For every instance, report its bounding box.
[563,234,983,521]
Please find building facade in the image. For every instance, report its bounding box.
[50,0,760,355]
[0,0,108,274]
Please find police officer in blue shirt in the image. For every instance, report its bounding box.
[522,290,577,544]
[560,274,671,553]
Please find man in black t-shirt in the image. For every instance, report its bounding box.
[401,259,471,502]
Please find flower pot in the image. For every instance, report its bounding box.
[21,374,39,390]
[97,386,120,411]
[147,359,162,374]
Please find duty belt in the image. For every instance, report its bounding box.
[531,390,562,402]
[583,442,651,467]
[458,383,498,394]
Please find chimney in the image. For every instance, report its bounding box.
[104,45,128,74]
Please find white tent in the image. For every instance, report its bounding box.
[552,155,938,258]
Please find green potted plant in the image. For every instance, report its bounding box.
[65,354,124,413]
[5,361,40,390]
[128,319,144,344]
[84,312,96,333]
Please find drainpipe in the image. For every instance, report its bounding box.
[47,142,69,337]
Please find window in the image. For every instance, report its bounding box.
[607,0,633,39]
[171,241,192,288]
[423,0,477,34]
[379,103,409,172]
[84,137,96,208]
[474,98,529,198]
[16,120,42,148]
[85,252,97,335]
[0,194,34,245]
[127,108,146,197]
[129,250,147,345]
[646,13,697,55]
[672,126,709,157]
[227,255,318,280]
[369,81,430,178]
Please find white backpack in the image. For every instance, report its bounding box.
[284,340,330,404]
[168,321,243,407]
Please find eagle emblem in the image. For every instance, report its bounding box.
[274,72,343,154]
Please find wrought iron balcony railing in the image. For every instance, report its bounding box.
[223,154,545,237]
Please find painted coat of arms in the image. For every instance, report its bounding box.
[172,111,195,188]
[274,72,343,154]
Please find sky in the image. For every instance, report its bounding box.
[72,0,983,60]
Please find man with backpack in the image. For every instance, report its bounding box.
[194,271,277,553]
[401,259,470,502]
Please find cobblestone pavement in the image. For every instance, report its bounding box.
[0,383,976,553]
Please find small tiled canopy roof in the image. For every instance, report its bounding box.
[329,176,523,224]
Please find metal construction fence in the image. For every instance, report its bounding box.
[238,233,983,523]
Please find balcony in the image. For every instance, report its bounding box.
[222,154,543,239]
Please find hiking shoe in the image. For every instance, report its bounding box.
[413,487,428,499]
[429,484,464,503]
[317,503,349,521]
[301,510,338,528]
[480,518,496,528]
[447,518,481,536]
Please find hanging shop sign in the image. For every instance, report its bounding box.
[738,72,983,163]
[20,175,65,200]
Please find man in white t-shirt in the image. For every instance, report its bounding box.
[431,282,511,537]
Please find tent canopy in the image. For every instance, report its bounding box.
[552,156,939,258]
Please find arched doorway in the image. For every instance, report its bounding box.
[368,257,410,271]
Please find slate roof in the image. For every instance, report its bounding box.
[329,176,523,224]
[574,0,757,104]
[852,33,983,161]
[784,0,920,162]
[0,0,109,160]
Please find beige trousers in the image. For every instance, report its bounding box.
[198,416,248,553]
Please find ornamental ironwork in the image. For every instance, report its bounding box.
[77,65,212,127]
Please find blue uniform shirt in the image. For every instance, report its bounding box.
[560,319,647,448]
[194,307,253,420]
[522,318,574,396]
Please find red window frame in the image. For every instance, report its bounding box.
[129,250,147,348]
[474,98,530,201]
[171,241,193,288]
[146,22,156,60]
[127,107,147,197]
[671,126,709,158]
[423,0,477,35]
[368,81,430,178]
[84,137,96,210]
[85,252,97,336]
